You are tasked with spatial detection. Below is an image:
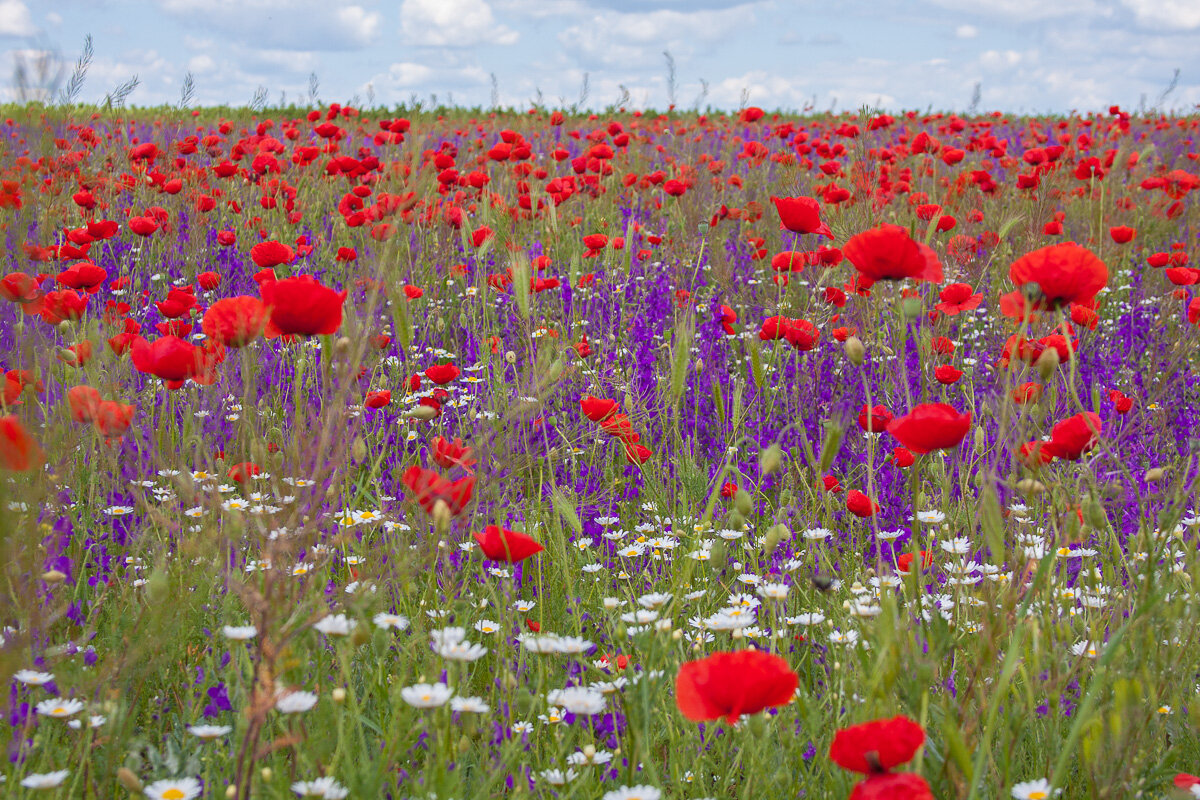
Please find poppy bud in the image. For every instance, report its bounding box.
[334,336,353,358]
[1016,478,1046,495]
[1035,347,1059,380]
[1144,467,1167,483]
[764,523,790,552]
[973,427,986,454]
[56,347,77,365]
[432,499,452,536]
[900,296,923,319]
[844,335,865,365]
[694,358,704,372]
[709,539,727,569]
[504,350,516,364]
[42,569,67,584]
[351,437,367,464]
[332,687,347,703]
[726,510,746,531]
[405,405,438,421]
[759,443,783,475]
[733,489,753,516]
[117,767,143,793]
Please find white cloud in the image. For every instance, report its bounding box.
[187,54,216,74]
[979,49,1035,70]
[400,0,519,46]
[155,0,381,49]
[924,0,1098,20]
[558,5,755,68]
[955,24,978,38]
[1120,0,1200,28]
[0,0,34,36]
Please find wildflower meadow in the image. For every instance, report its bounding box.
[1,89,1200,800]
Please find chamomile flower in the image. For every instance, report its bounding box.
[223,625,257,641]
[275,691,318,714]
[21,771,69,789]
[188,724,232,739]
[401,682,452,708]
[144,777,202,800]
[313,614,357,636]
[1011,778,1060,799]
[14,669,54,686]
[291,776,350,798]
[601,786,662,800]
[373,613,410,631]
[36,698,84,718]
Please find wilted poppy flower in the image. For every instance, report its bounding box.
[260,276,346,337]
[846,490,880,517]
[844,225,943,285]
[581,396,619,422]
[202,297,267,348]
[1042,412,1102,461]
[886,404,972,454]
[1004,242,1107,313]
[770,196,833,238]
[830,715,925,773]
[473,525,544,563]
[0,415,44,471]
[675,649,797,724]
[250,241,295,268]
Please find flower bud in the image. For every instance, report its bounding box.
[843,336,865,366]
[55,347,77,365]
[726,510,746,531]
[733,489,753,516]
[504,350,517,364]
[764,523,790,552]
[351,437,368,465]
[332,687,347,703]
[225,786,237,799]
[1015,478,1046,495]
[1144,467,1167,483]
[260,768,273,781]
[432,499,452,536]
[1035,347,1060,380]
[404,405,438,421]
[41,570,67,584]
[758,443,782,476]
[900,296,923,319]
[117,767,142,793]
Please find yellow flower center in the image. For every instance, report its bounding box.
[1029,792,1047,800]
[163,790,186,800]
[52,707,65,715]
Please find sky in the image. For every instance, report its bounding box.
[2,0,1198,114]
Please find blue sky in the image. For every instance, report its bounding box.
[3,0,1198,113]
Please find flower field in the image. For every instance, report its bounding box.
[1,102,1199,799]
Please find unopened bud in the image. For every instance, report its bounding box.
[332,687,347,703]
[726,510,746,531]
[844,336,865,366]
[55,347,77,365]
[709,539,727,570]
[758,443,783,476]
[504,350,517,364]
[432,499,452,535]
[41,570,67,584]
[1144,467,1167,483]
[733,489,753,516]
[1035,347,1060,380]
[405,405,438,421]
[260,768,272,781]
[334,336,353,357]
[900,296,923,319]
[351,437,368,464]
[116,767,142,793]
[1015,478,1046,495]
[225,786,237,799]
[694,358,704,372]
[764,523,790,552]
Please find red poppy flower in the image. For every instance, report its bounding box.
[886,403,971,454]
[718,304,737,335]
[67,385,103,423]
[401,466,474,515]
[1109,225,1136,244]
[197,271,222,291]
[364,390,392,409]
[829,715,925,773]
[425,364,460,385]
[934,364,962,384]
[675,649,797,724]
[857,404,893,433]
[228,462,262,483]
[431,436,476,469]
[581,395,619,422]
[846,490,881,517]
[849,771,934,800]
[1012,382,1043,404]
[93,400,135,438]
[128,216,159,237]
[1042,412,1102,461]
[56,262,107,294]
[473,525,544,563]
[202,296,267,348]
[892,446,914,468]
[783,319,819,351]
[934,282,982,316]
[599,413,639,444]
[260,276,346,337]
[759,316,790,341]
[1004,242,1107,314]
[770,196,833,238]
[0,272,41,303]
[844,225,943,286]
[250,241,295,268]
[38,289,88,324]
[624,442,653,464]
[131,336,204,383]
[0,415,44,471]
[819,474,843,493]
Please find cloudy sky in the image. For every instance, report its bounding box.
[4,0,1199,113]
